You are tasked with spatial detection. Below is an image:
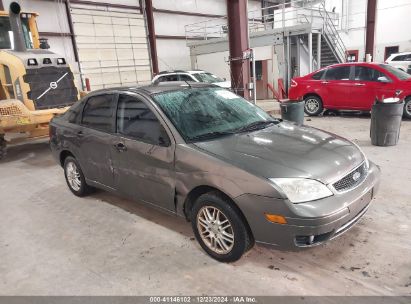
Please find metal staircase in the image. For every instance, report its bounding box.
[185,0,346,68]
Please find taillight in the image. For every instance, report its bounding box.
[291,79,298,87]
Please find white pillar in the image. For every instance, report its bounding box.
[286,35,291,90]
[308,32,313,73]
[317,33,322,70]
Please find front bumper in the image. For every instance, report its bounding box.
[234,161,381,250]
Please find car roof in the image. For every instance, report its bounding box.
[86,82,217,97]
[156,70,206,75]
[390,52,411,56]
[327,62,383,68]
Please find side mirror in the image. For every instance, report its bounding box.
[378,76,390,83]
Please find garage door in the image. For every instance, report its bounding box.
[70,3,152,90]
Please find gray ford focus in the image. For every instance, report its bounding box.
[50,82,380,262]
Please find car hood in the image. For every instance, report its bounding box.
[213,81,232,88]
[193,122,364,184]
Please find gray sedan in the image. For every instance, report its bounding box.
[50,83,380,262]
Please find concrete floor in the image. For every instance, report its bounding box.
[0,115,410,296]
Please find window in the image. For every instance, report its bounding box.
[324,66,351,81]
[65,101,84,124]
[179,74,194,82]
[165,74,179,81]
[116,94,169,146]
[0,16,12,49]
[0,16,34,50]
[193,72,224,83]
[380,64,411,80]
[155,75,179,83]
[392,55,407,61]
[346,50,359,62]
[81,94,115,132]
[354,66,387,82]
[385,46,399,61]
[312,70,325,80]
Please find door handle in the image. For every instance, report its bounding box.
[76,131,84,138]
[321,81,329,84]
[354,83,365,86]
[114,142,127,152]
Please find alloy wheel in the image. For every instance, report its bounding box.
[197,206,235,255]
[406,101,411,116]
[66,161,81,191]
[305,98,320,114]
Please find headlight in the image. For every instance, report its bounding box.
[269,178,333,203]
[352,142,369,169]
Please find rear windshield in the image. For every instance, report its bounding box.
[380,64,411,80]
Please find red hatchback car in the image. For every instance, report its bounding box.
[289,63,411,118]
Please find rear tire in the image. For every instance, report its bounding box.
[304,95,323,116]
[63,156,93,197]
[191,191,253,263]
[0,136,6,160]
[404,97,411,119]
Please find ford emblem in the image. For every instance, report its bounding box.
[353,171,361,181]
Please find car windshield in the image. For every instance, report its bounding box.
[153,88,277,142]
[193,72,224,83]
[380,64,411,80]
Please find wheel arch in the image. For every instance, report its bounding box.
[303,92,323,102]
[59,150,74,167]
[183,185,254,241]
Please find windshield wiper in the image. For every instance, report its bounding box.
[236,120,279,133]
[189,131,235,142]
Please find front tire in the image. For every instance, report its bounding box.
[63,156,92,197]
[304,95,323,116]
[191,191,253,263]
[404,97,411,119]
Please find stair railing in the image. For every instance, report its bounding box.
[318,1,347,63]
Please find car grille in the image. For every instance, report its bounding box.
[0,105,22,116]
[24,67,78,110]
[333,162,368,192]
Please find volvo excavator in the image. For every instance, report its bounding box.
[0,2,79,159]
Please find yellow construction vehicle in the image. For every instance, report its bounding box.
[0,2,79,159]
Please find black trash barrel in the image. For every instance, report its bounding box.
[280,99,304,125]
[370,100,403,146]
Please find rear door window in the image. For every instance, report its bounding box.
[81,94,116,132]
[324,66,351,81]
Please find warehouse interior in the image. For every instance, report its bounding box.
[0,0,410,301]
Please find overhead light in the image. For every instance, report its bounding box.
[57,58,66,65]
[43,58,52,64]
[28,58,38,66]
